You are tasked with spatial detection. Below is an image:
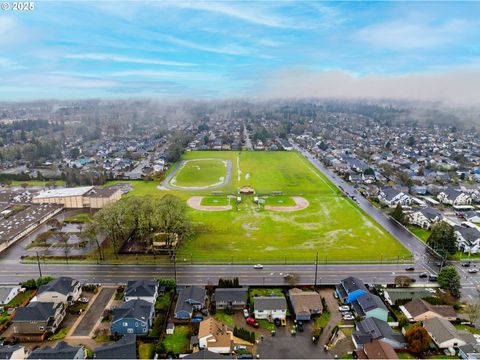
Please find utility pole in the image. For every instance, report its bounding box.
[173,251,177,285]
[314,251,318,288]
[36,251,42,278]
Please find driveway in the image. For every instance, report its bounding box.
[70,287,116,337]
[319,289,342,345]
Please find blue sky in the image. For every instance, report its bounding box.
[1,1,480,101]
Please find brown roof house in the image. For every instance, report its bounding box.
[400,299,457,322]
[198,318,252,355]
[356,339,399,359]
[288,288,323,321]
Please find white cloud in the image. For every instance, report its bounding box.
[354,19,470,50]
[159,34,252,56]
[258,67,480,104]
[64,53,195,67]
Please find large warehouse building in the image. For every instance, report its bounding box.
[32,186,122,209]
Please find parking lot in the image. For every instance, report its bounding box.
[70,287,116,337]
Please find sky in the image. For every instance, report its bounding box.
[1,1,480,102]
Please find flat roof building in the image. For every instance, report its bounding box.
[32,186,121,209]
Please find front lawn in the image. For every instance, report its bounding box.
[48,327,70,340]
[256,319,275,331]
[213,310,235,327]
[314,311,331,329]
[455,324,480,335]
[162,325,192,354]
[7,290,34,307]
[249,288,284,304]
[138,342,155,359]
[408,225,431,242]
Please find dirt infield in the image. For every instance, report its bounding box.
[187,196,232,211]
[264,196,309,212]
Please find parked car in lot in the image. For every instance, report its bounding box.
[419,272,428,278]
[280,318,286,326]
[253,264,264,269]
[274,318,281,326]
[468,268,478,274]
[246,317,259,328]
[237,354,254,359]
[78,297,89,303]
[234,345,247,352]
[343,314,355,321]
[243,309,249,318]
[405,266,415,271]
[297,321,304,332]
[429,274,438,281]
[338,305,350,312]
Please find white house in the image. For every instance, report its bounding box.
[253,296,287,320]
[36,277,81,305]
[0,285,21,305]
[124,280,158,304]
[437,188,472,206]
[464,211,480,224]
[378,187,411,207]
[424,317,466,349]
[454,226,480,254]
[407,207,442,229]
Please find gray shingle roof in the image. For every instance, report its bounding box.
[340,277,368,294]
[214,288,247,303]
[37,277,79,296]
[28,342,83,360]
[125,280,157,298]
[13,302,59,322]
[175,286,206,316]
[112,299,152,323]
[424,317,461,344]
[94,334,136,359]
[254,296,287,312]
[352,293,387,316]
[354,317,405,347]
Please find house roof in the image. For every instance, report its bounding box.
[0,345,23,359]
[418,207,441,221]
[184,349,234,359]
[27,342,82,360]
[354,317,405,347]
[198,318,233,349]
[442,187,462,200]
[13,302,60,322]
[288,288,323,315]
[454,226,480,245]
[254,296,287,312]
[33,186,93,199]
[175,286,206,315]
[381,187,403,201]
[214,288,247,304]
[0,285,19,304]
[112,299,152,323]
[363,339,399,359]
[424,317,461,344]
[340,276,368,294]
[94,334,137,359]
[402,299,456,319]
[352,293,387,317]
[125,280,157,298]
[37,277,79,296]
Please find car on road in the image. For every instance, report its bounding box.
[253,264,263,269]
[243,309,250,318]
[246,317,259,328]
[419,272,428,278]
[429,274,438,281]
[405,266,415,271]
[338,305,350,312]
[461,262,471,267]
[468,268,478,274]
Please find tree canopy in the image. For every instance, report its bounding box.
[438,266,461,297]
[427,222,457,257]
[405,326,431,354]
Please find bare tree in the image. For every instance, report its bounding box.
[465,301,480,324]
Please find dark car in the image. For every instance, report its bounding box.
[405,266,415,271]
[237,354,254,359]
[274,318,281,326]
[419,272,428,278]
[429,274,438,281]
[297,321,304,332]
[461,262,471,267]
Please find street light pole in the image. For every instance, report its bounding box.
[173,251,177,285]
[36,251,43,278]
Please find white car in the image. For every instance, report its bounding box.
[468,268,478,274]
[234,345,247,351]
[253,264,264,269]
[343,314,355,321]
[243,309,249,318]
[338,305,350,312]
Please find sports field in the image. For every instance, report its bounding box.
[107,151,410,263]
[171,159,227,188]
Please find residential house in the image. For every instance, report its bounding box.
[383,288,431,306]
[336,277,368,304]
[464,211,480,224]
[94,334,137,359]
[454,226,480,254]
[213,288,247,310]
[183,349,231,359]
[378,187,411,207]
[198,318,233,354]
[124,280,159,304]
[459,343,480,360]
[355,339,399,359]
[437,188,472,206]
[407,207,442,229]
[13,302,65,337]
[36,277,81,305]
[352,317,406,350]
[253,296,287,321]
[28,342,85,360]
[288,288,323,321]
[111,299,154,336]
[351,293,388,322]
[0,345,26,360]
[0,285,20,305]
[399,299,457,322]
[174,286,206,320]
[424,317,467,349]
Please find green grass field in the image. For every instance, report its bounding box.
[200,196,230,206]
[171,159,227,187]
[105,151,410,263]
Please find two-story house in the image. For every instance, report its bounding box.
[124,280,159,304]
[336,277,368,304]
[378,187,411,207]
[13,302,65,339]
[407,207,442,229]
[174,286,206,320]
[213,288,247,310]
[351,293,388,322]
[253,296,287,321]
[36,277,81,305]
[28,342,86,360]
[437,188,472,206]
[111,299,154,336]
[288,288,323,321]
[454,226,480,254]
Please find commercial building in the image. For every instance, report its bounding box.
[32,186,121,209]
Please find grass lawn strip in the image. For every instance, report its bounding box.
[162,325,191,354]
[7,290,34,307]
[213,311,235,327]
[171,159,228,188]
